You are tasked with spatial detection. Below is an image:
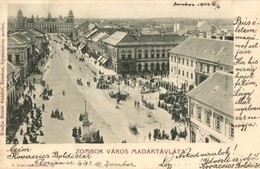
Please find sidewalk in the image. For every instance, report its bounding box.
[26,57,51,84]
[75,49,117,76]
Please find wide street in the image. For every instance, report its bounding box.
[39,34,181,143]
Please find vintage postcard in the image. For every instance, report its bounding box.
[0,0,260,168]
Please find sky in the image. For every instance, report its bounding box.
[8,0,234,19]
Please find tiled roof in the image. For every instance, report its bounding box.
[92,32,109,43]
[84,29,99,39]
[76,21,89,30]
[186,71,233,117]
[8,37,23,45]
[10,32,31,43]
[103,31,128,46]
[117,34,187,46]
[169,37,233,66]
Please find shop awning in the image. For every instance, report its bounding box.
[101,58,108,64]
[97,56,103,61]
[100,57,106,63]
[78,44,84,50]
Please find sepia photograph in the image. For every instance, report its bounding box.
[6,1,234,144]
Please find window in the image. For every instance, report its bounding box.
[15,55,20,62]
[190,102,194,117]
[174,56,176,63]
[178,69,180,75]
[138,50,142,59]
[151,50,154,58]
[171,67,173,73]
[186,72,189,78]
[205,109,211,127]
[207,65,210,73]
[215,115,223,133]
[174,67,177,74]
[121,51,125,59]
[187,59,189,66]
[156,50,160,58]
[182,58,184,65]
[229,123,234,138]
[191,60,193,67]
[182,70,184,76]
[197,106,202,121]
[127,51,131,59]
[191,73,193,79]
[8,54,12,61]
[178,58,181,64]
[162,50,165,57]
[171,56,173,62]
[145,50,148,58]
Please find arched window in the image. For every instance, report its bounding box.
[151,63,154,71]
[137,50,142,59]
[151,49,154,58]
[138,63,142,72]
[144,63,148,71]
[156,63,160,71]
[162,62,166,71]
[145,50,148,58]
[162,49,166,57]
[156,50,160,58]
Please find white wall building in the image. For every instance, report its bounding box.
[186,71,234,143]
[168,37,233,88]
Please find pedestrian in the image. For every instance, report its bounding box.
[59,112,64,120]
[42,103,45,111]
[51,111,55,118]
[137,101,140,108]
[148,132,151,141]
[33,94,36,99]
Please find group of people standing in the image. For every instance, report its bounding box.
[51,109,64,120]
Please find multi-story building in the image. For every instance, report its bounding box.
[169,37,233,88]
[186,71,234,143]
[8,29,47,78]
[102,31,187,75]
[16,9,74,34]
[7,61,21,112]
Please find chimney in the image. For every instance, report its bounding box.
[206,32,211,39]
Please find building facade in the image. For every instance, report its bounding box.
[16,9,74,33]
[102,31,187,75]
[186,71,234,143]
[169,37,233,88]
[8,29,47,78]
[7,61,21,112]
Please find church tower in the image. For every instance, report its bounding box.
[48,11,52,19]
[16,9,24,29]
[67,10,74,23]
